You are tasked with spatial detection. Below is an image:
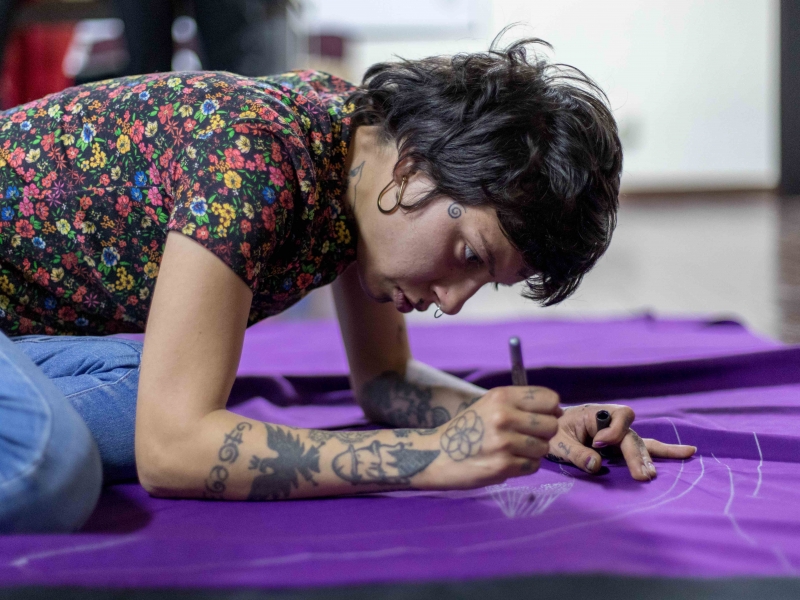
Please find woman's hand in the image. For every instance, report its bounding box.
[545,403,697,480]
[430,386,563,489]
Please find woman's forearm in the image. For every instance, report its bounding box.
[357,359,488,428]
[139,409,446,500]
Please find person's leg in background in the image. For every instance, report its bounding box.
[114,0,175,75]
[0,331,102,533]
[193,0,286,76]
[0,0,22,73]
[12,335,143,483]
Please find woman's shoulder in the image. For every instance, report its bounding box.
[253,70,358,106]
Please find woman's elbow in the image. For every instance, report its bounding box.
[135,431,195,497]
[136,441,175,496]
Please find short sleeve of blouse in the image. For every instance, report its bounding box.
[166,109,298,292]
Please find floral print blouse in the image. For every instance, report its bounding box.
[0,70,358,336]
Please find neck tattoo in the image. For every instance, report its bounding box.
[349,160,365,206]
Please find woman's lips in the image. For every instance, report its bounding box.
[393,287,414,313]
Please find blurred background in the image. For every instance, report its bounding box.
[2,0,798,340]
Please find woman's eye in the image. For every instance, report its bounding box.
[465,245,482,266]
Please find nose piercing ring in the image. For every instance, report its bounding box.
[434,305,443,319]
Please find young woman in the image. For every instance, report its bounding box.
[0,39,696,532]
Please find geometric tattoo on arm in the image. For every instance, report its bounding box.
[440,410,484,461]
[332,440,439,486]
[362,371,451,428]
[204,422,252,499]
[247,424,321,501]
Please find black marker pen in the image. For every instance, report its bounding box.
[595,409,611,431]
[595,409,613,458]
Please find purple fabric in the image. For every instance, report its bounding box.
[2,316,799,588]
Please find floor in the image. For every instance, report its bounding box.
[278,192,799,343]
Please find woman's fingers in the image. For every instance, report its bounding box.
[513,386,563,417]
[506,432,551,460]
[547,436,603,474]
[619,429,657,481]
[643,438,697,459]
[509,409,560,440]
[510,456,542,477]
[591,405,635,448]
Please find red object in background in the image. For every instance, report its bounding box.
[1,22,76,110]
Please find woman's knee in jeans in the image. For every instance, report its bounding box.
[0,408,103,533]
[0,334,104,532]
[11,335,142,485]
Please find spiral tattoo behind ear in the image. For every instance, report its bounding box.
[447,202,464,218]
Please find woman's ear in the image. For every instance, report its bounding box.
[392,156,416,184]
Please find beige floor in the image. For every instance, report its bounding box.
[278,193,786,340]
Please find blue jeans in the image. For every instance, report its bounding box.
[0,332,142,532]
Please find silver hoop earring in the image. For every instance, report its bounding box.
[434,305,443,319]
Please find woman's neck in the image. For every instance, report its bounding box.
[343,126,397,220]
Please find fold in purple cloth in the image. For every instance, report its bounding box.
[2,316,798,588]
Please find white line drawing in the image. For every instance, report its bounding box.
[18,456,769,579]
[751,432,763,498]
[455,455,707,554]
[486,481,574,519]
[249,546,430,567]
[772,546,797,575]
[10,536,140,568]
[712,454,757,547]
[15,546,434,577]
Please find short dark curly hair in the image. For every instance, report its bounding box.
[349,37,622,306]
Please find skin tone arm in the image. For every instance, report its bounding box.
[332,262,485,428]
[135,232,559,499]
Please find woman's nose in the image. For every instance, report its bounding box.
[435,279,484,316]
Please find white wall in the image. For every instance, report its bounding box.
[324,0,780,192]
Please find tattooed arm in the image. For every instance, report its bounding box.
[358,360,486,427]
[151,390,561,500]
[189,414,446,500]
[136,233,486,499]
[332,263,487,428]
[135,233,453,499]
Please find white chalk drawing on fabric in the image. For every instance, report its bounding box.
[712,453,757,547]
[486,481,575,519]
[751,432,763,498]
[10,536,141,568]
[456,456,707,554]
[772,546,798,575]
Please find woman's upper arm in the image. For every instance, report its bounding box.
[135,231,252,472]
[331,263,411,398]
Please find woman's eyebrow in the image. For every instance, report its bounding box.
[478,231,496,278]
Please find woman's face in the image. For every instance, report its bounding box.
[353,172,529,315]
